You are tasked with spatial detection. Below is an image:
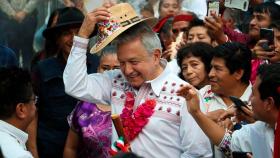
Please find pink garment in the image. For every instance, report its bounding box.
[250,59,266,84]
[223,26,251,44]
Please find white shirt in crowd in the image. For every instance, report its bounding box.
[199,84,252,113]
[0,120,33,158]
[63,36,212,158]
[219,121,274,158]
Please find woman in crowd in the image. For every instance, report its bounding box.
[31,7,98,158]
[177,42,214,89]
[158,0,181,19]
[187,18,217,46]
[63,45,120,158]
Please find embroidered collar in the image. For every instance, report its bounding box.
[116,59,172,97]
[145,59,172,97]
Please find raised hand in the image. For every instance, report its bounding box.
[252,39,275,60]
[204,13,228,44]
[78,7,111,38]
[177,84,201,115]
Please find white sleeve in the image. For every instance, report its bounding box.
[231,124,253,152]
[63,36,112,105]
[179,98,212,158]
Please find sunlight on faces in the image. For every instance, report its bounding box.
[249,12,271,39]
[181,56,208,89]
[117,38,161,89]
[98,53,120,73]
[187,26,212,45]
[209,57,238,95]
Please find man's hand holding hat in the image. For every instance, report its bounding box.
[78,6,111,39]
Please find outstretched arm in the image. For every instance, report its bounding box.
[177,84,226,146]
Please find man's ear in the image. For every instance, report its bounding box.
[153,49,162,62]
[264,96,275,111]
[15,103,27,119]
[233,69,244,81]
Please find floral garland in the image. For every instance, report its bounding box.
[120,91,156,142]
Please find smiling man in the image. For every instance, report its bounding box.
[199,42,252,113]
[63,3,212,158]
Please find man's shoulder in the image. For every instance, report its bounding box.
[0,131,19,145]
[199,85,212,97]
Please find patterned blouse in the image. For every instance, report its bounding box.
[68,101,112,158]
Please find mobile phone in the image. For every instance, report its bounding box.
[207,1,219,16]
[260,28,274,51]
[260,28,274,44]
[229,96,248,113]
[224,0,249,11]
[232,151,252,158]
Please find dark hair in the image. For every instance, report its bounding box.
[187,18,215,41]
[213,42,252,84]
[159,17,174,51]
[271,20,280,30]
[253,2,280,22]
[44,8,64,57]
[45,8,82,58]
[177,42,214,79]
[0,67,33,119]
[257,63,280,108]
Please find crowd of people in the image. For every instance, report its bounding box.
[0,0,280,158]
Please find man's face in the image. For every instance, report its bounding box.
[172,21,190,41]
[117,38,160,89]
[209,57,238,95]
[270,28,280,63]
[249,12,271,40]
[24,94,37,124]
[250,76,266,121]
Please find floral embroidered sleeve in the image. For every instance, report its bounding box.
[218,130,232,157]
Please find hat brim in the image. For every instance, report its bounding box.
[90,17,157,54]
[43,21,83,38]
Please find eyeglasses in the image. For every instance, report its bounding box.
[172,27,189,34]
[24,96,38,105]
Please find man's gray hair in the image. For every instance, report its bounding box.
[113,22,162,54]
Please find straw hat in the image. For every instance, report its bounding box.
[90,3,157,53]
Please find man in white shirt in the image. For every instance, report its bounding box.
[178,62,280,158]
[63,3,212,158]
[199,42,252,114]
[197,42,252,158]
[0,67,36,158]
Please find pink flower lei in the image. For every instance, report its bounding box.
[120,91,156,142]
